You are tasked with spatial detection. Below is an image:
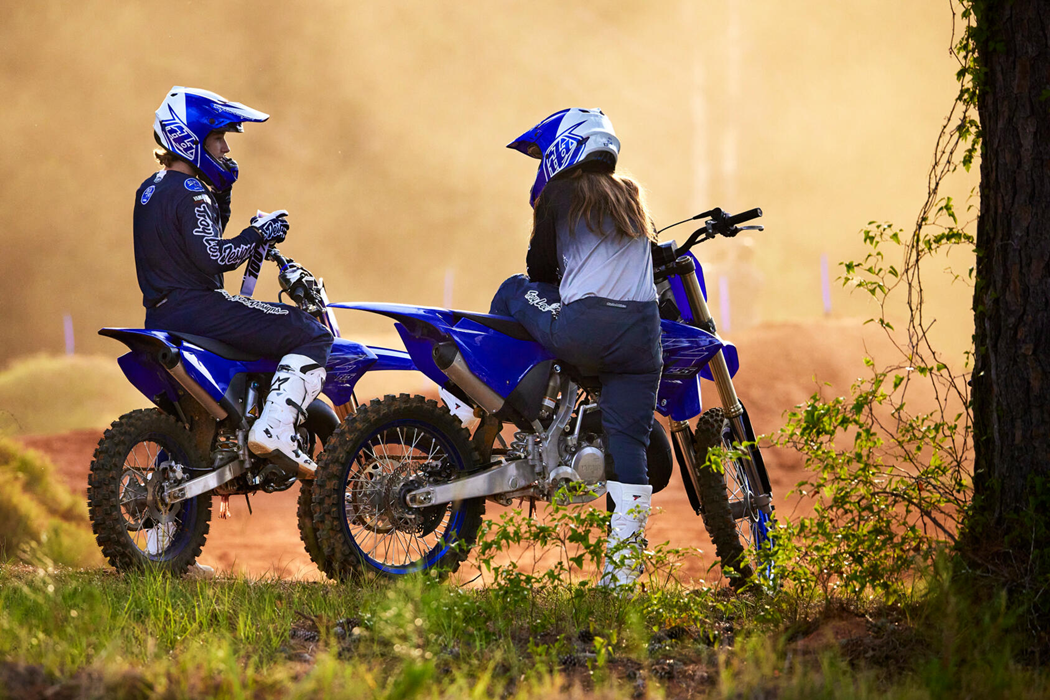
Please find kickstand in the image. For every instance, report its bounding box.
[528,498,535,519]
[244,493,253,515]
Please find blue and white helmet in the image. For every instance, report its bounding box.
[153,86,269,191]
[507,108,620,207]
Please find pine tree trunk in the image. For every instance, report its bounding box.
[970,0,1050,552]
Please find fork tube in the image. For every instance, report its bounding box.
[677,258,745,427]
[670,419,704,515]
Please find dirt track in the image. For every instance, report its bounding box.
[18,320,894,584]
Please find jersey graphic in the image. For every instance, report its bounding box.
[525,289,561,315]
[217,289,289,315]
[192,204,254,266]
[184,178,206,193]
[140,185,156,205]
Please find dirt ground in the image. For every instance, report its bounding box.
[17,319,895,584]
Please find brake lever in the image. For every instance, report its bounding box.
[737,225,765,232]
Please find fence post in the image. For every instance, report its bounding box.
[63,314,75,355]
[820,254,832,315]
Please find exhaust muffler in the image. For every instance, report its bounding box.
[157,347,228,420]
[433,343,505,414]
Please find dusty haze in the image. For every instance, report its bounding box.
[1,1,974,364]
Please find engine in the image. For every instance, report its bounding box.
[552,432,606,486]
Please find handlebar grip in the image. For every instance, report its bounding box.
[727,208,763,226]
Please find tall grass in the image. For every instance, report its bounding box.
[0,438,100,567]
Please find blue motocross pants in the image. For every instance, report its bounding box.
[490,274,662,485]
[145,289,333,366]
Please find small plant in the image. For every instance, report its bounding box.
[771,5,980,604]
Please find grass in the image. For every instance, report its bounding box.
[2,563,1049,699]
[0,438,101,568]
[0,353,146,436]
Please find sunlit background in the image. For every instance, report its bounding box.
[2,0,974,364]
[0,0,981,579]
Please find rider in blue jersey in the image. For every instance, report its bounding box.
[492,108,663,587]
[135,87,331,480]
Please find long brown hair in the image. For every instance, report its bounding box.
[153,148,178,167]
[535,167,655,241]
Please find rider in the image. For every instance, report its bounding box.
[492,108,663,587]
[135,86,332,479]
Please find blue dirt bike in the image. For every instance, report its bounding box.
[310,207,775,588]
[88,247,415,575]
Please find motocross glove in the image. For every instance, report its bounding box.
[251,210,290,243]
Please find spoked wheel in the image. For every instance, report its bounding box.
[312,394,485,581]
[88,409,211,574]
[692,407,775,590]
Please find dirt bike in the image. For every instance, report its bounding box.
[88,246,414,574]
[310,207,776,588]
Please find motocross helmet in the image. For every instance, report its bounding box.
[507,108,620,207]
[153,86,269,191]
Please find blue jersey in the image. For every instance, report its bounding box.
[133,170,262,308]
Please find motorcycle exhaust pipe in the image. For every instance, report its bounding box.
[433,343,505,414]
[157,347,228,420]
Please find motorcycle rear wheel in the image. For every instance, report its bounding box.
[312,393,485,581]
[692,407,775,590]
[87,408,212,574]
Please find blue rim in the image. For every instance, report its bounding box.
[338,418,470,575]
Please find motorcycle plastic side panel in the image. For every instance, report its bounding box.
[116,352,181,405]
[333,302,553,398]
[396,326,451,389]
[448,318,553,398]
[177,345,276,403]
[699,342,739,381]
[657,320,728,422]
[100,328,182,404]
[321,338,381,406]
[667,251,708,323]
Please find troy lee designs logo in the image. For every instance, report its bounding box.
[543,121,586,179]
[525,290,560,315]
[161,110,197,163]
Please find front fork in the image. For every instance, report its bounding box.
[672,257,768,504]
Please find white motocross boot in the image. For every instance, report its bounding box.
[599,481,653,589]
[247,354,326,479]
[439,387,479,430]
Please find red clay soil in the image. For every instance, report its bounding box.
[17,320,895,584]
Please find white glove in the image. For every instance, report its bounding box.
[251,209,290,243]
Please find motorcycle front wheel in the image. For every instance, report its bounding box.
[87,409,212,574]
[692,407,775,590]
[312,394,485,581]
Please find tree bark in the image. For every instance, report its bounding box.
[970,0,1050,547]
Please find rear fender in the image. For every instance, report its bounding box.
[331,302,553,402]
[332,302,458,389]
[100,329,183,407]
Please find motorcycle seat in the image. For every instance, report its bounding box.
[453,311,534,342]
[168,332,264,362]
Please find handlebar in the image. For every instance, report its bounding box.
[265,247,325,313]
[727,207,762,227]
[652,205,765,283]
